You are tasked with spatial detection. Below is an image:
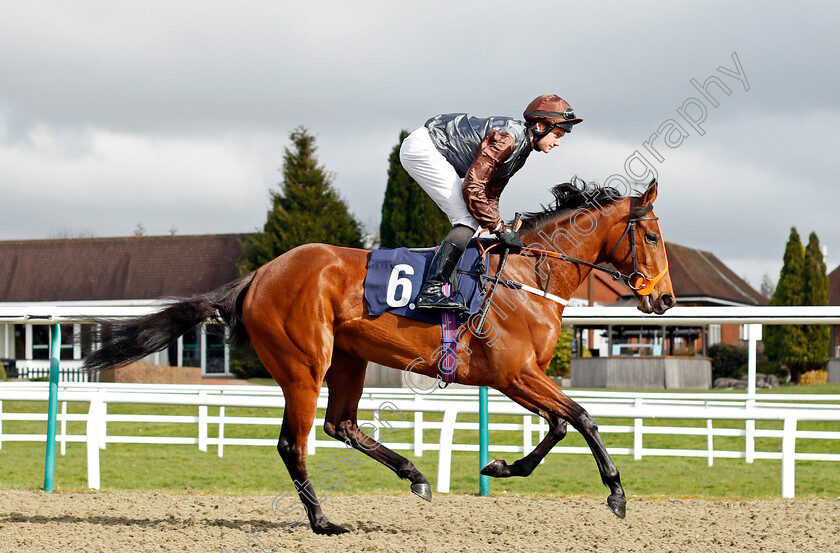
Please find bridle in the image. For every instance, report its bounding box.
[514,197,669,296]
[603,198,668,295]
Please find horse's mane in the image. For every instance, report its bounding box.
[518,176,625,233]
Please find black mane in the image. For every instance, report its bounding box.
[518,177,625,232]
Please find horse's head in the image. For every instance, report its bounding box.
[605,180,676,314]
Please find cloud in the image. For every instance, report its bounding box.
[0,120,277,237]
[0,1,838,290]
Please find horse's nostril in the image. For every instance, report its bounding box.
[660,294,676,308]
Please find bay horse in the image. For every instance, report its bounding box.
[83,179,675,535]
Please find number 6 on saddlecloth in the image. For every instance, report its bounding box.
[386,264,414,307]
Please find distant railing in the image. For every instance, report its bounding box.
[7,360,89,382]
[1,383,839,499]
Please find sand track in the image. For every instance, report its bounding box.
[1,490,838,552]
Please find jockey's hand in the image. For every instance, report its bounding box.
[494,226,526,250]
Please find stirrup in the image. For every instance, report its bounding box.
[414,292,468,312]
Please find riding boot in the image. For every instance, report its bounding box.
[414,240,467,311]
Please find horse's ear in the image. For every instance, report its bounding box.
[639,178,658,205]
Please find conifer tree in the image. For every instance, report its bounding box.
[238,126,363,275]
[379,130,451,248]
[803,232,830,370]
[764,228,808,381]
[233,127,362,379]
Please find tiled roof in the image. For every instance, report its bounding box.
[587,243,766,306]
[0,234,249,302]
[0,234,766,306]
[829,265,840,306]
[663,243,766,305]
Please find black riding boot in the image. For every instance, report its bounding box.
[414,240,467,311]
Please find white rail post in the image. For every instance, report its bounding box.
[198,391,208,452]
[781,416,798,499]
[633,398,644,460]
[745,416,755,463]
[539,417,546,465]
[98,396,107,450]
[0,399,3,450]
[746,324,761,395]
[217,406,225,458]
[745,394,756,464]
[523,415,533,454]
[86,397,102,490]
[744,324,761,464]
[60,401,68,456]
[436,407,458,494]
[414,410,424,457]
[307,421,316,455]
[706,419,714,467]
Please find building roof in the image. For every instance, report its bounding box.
[0,234,766,306]
[573,242,766,307]
[662,243,766,305]
[829,264,840,306]
[0,234,247,302]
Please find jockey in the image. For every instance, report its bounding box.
[399,94,582,311]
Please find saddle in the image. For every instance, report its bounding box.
[363,240,488,325]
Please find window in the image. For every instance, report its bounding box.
[31,326,51,360]
[708,324,721,346]
[205,331,226,374]
[182,327,202,368]
[30,325,76,360]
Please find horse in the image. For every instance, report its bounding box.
[83,178,675,535]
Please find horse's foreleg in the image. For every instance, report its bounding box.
[323,352,432,501]
[562,401,626,518]
[497,370,626,518]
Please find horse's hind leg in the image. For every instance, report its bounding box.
[323,349,432,501]
[274,383,349,535]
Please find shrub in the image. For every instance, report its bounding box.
[799,370,828,386]
[757,359,787,381]
[546,329,591,378]
[708,344,748,380]
[229,346,270,380]
[546,329,573,378]
[0,361,6,381]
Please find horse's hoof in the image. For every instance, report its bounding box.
[480,459,511,478]
[312,521,350,535]
[411,481,432,502]
[607,493,626,519]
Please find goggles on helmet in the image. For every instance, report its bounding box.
[523,108,577,121]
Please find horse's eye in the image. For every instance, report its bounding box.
[645,233,659,244]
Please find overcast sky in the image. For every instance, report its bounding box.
[2,1,838,289]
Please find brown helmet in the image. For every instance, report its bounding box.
[523,94,583,130]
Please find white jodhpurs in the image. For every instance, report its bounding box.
[399,127,480,230]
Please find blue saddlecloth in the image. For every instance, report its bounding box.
[364,242,486,324]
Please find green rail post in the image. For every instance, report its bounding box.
[44,323,61,493]
[479,385,489,496]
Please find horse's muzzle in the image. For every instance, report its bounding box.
[637,293,676,315]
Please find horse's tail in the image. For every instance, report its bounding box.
[82,272,256,374]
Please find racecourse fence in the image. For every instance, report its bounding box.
[1,382,839,498]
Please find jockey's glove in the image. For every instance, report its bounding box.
[495,226,526,250]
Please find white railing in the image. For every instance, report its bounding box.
[4,303,840,390]
[2,304,840,498]
[1,383,838,498]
